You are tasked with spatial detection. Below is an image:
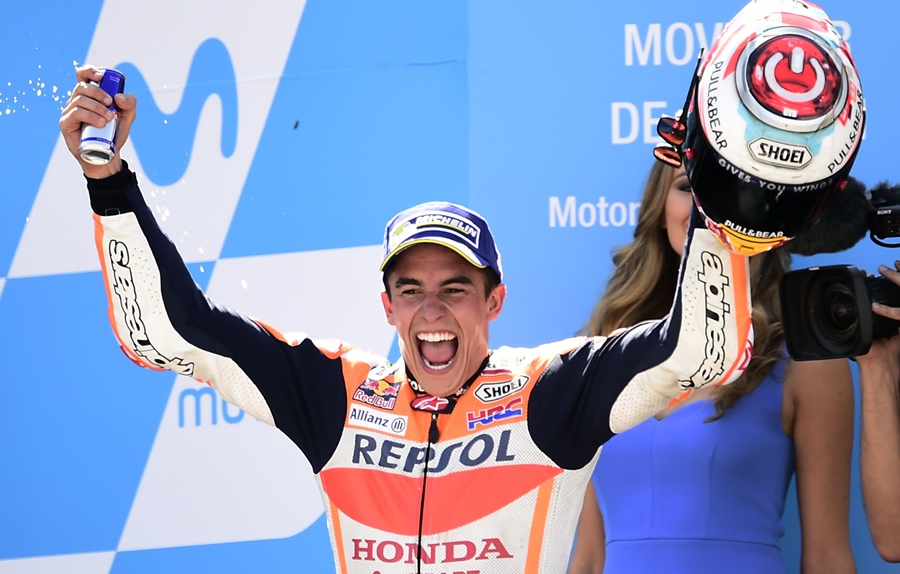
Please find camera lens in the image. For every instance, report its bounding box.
[781,265,876,360]
[819,286,858,336]
[810,278,859,345]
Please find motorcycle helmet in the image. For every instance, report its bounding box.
[655,0,865,255]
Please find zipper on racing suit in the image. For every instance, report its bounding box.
[408,358,486,574]
[415,412,440,574]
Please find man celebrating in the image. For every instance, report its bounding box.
[60,66,752,573]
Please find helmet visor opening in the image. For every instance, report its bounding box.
[684,122,848,241]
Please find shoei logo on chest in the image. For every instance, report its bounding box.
[474,375,530,403]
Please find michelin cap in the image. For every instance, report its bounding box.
[380,201,503,280]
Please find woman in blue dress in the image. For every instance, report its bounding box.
[567,161,857,574]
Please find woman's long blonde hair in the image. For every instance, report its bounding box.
[583,161,789,420]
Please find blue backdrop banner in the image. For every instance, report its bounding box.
[0,1,895,572]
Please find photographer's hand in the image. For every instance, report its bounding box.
[856,259,900,561]
[872,262,900,323]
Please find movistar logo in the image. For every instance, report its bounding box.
[115,38,239,185]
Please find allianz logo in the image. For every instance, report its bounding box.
[348,404,408,436]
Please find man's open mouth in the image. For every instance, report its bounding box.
[417,331,458,371]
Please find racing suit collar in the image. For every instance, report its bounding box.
[406,355,490,398]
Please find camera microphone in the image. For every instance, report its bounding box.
[867,182,900,246]
[785,177,872,256]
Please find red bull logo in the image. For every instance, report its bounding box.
[353,378,401,410]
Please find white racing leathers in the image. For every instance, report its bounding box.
[88,167,752,574]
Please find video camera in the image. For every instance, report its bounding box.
[781,181,900,361]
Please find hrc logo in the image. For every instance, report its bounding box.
[466,397,523,430]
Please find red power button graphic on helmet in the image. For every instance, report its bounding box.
[746,34,841,121]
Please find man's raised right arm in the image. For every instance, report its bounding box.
[59,66,351,470]
[61,66,284,421]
